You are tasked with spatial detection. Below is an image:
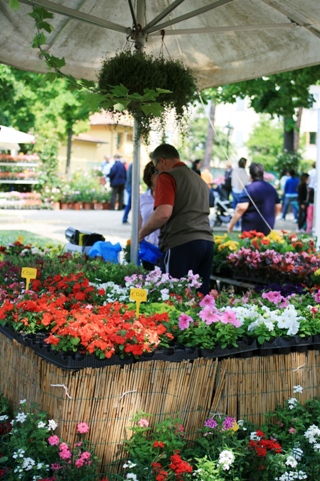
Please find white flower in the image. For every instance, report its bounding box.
[47,419,58,431]
[304,424,320,444]
[22,457,36,471]
[126,474,138,481]
[285,455,298,468]
[0,415,9,421]
[217,449,235,470]
[19,399,27,405]
[15,412,28,423]
[291,446,303,460]
[37,421,46,429]
[237,420,247,430]
[293,385,303,394]
[250,431,263,441]
[287,398,298,410]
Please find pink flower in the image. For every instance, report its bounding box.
[138,418,149,428]
[220,310,240,327]
[289,427,295,434]
[59,443,69,451]
[80,451,91,460]
[314,290,320,303]
[178,313,193,330]
[199,307,220,325]
[199,294,215,309]
[48,435,60,445]
[74,442,83,447]
[51,463,62,471]
[59,448,72,460]
[75,458,84,468]
[77,422,89,434]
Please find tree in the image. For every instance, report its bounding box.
[0,64,92,172]
[177,104,234,163]
[208,66,320,153]
[246,116,283,171]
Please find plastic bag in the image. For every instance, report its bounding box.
[88,241,122,263]
[139,240,163,265]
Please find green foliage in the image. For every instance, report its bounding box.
[246,115,283,171]
[275,150,303,177]
[98,50,198,142]
[177,105,235,162]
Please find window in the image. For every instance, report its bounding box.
[309,132,317,145]
[117,133,122,149]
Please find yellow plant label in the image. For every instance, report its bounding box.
[21,267,37,290]
[130,288,148,318]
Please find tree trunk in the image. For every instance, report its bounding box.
[65,127,73,175]
[203,100,215,169]
[294,107,303,152]
[283,117,294,152]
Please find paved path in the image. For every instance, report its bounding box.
[0,208,298,247]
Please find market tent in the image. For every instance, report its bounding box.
[1,0,320,256]
[1,0,320,89]
[0,125,35,151]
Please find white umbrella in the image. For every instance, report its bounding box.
[0,125,35,145]
[0,141,20,151]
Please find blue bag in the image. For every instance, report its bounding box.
[88,241,122,263]
[139,240,163,265]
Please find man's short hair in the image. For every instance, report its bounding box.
[151,144,180,164]
[249,162,264,180]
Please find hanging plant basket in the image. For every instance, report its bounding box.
[98,50,198,141]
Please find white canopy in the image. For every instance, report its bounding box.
[0,126,35,151]
[0,0,319,89]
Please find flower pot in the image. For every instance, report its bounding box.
[72,202,82,210]
[94,202,103,210]
[60,202,71,210]
[83,202,94,210]
[52,201,60,210]
[103,202,111,210]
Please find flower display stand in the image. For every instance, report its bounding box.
[1,331,320,473]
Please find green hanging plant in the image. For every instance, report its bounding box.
[98,50,198,142]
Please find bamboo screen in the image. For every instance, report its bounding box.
[1,332,320,471]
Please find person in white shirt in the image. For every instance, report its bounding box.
[231,157,249,229]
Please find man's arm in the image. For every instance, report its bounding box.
[138,204,173,242]
[227,202,249,233]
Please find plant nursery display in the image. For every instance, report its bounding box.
[1,387,320,480]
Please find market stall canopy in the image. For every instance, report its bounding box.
[0,125,35,144]
[0,0,320,89]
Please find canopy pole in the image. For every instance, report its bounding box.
[130,0,146,265]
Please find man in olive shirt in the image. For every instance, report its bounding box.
[138,144,214,295]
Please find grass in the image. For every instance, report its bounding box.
[0,230,63,248]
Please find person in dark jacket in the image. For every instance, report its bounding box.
[297,173,309,232]
[108,155,127,210]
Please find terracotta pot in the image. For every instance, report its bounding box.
[60,202,71,210]
[83,202,93,210]
[103,202,111,210]
[52,202,60,210]
[94,202,103,210]
[72,202,82,210]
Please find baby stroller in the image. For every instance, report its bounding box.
[211,189,234,227]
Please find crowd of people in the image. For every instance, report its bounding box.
[101,147,316,294]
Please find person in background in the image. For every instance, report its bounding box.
[139,161,160,270]
[297,173,309,232]
[191,159,202,176]
[101,155,113,189]
[122,162,132,224]
[218,161,233,201]
[138,144,214,295]
[279,169,290,204]
[108,154,127,210]
[231,157,249,229]
[228,163,281,236]
[281,169,299,221]
[306,183,314,233]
